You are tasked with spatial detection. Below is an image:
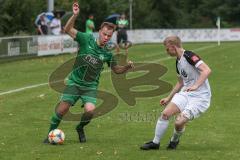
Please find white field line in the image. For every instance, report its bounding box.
[0,83,48,96]
[0,44,217,96]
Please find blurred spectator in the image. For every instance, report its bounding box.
[50,12,62,35]
[37,14,48,35]
[45,12,55,23]
[85,14,95,34]
[35,12,54,35]
[116,13,129,53]
[116,13,128,44]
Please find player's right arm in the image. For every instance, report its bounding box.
[64,2,79,39]
[160,77,183,106]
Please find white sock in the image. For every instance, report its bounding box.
[152,118,169,144]
[170,127,185,142]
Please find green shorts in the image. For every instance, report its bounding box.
[60,85,97,106]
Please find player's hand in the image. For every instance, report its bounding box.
[184,85,198,92]
[73,2,80,15]
[160,97,170,106]
[127,60,134,69]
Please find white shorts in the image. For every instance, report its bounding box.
[171,92,211,120]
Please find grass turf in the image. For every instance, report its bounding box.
[0,42,240,160]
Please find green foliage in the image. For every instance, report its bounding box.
[0,0,240,36]
[0,0,46,36]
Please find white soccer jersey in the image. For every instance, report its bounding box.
[176,50,211,97]
[50,18,61,35]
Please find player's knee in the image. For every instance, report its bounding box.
[175,120,185,130]
[56,102,71,116]
[175,114,188,130]
[85,108,94,113]
[84,103,96,113]
[58,108,69,116]
[160,112,170,120]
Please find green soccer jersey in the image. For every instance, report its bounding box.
[86,19,95,33]
[66,32,116,88]
[116,19,128,29]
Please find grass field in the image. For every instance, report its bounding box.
[0,42,240,160]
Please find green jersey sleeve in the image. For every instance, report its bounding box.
[74,31,89,46]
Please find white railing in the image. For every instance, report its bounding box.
[127,28,240,43]
[0,35,78,57]
[1,28,240,58]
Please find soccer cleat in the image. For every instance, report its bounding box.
[76,127,86,143]
[167,140,179,150]
[43,137,50,144]
[140,141,159,150]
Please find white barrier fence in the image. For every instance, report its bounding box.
[127,28,240,43]
[0,28,240,58]
[0,35,78,58]
[38,35,78,56]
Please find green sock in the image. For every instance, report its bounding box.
[48,112,62,133]
[76,112,93,129]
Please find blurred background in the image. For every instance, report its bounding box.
[0,0,240,36]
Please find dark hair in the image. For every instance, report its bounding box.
[120,13,126,18]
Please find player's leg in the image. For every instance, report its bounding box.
[76,102,95,143]
[76,93,97,143]
[121,31,129,59]
[43,101,72,143]
[77,102,95,130]
[116,32,121,54]
[48,86,80,133]
[122,30,128,46]
[43,85,80,143]
[140,102,180,150]
[167,96,211,149]
[167,113,188,150]
[48,101,72,133]
[153,103,180,144]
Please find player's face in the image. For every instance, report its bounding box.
[89,15,94,19]
[164,43,177,56]
[99,27,113,46]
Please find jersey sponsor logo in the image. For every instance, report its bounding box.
[191,55,199,62]
[181,69,188,78]
[85,55,100,65]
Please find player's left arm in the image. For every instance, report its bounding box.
[64,2,79,39]
[185,62,211,92]
[111,61,134,74]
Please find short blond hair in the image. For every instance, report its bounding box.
[163,36,182,48]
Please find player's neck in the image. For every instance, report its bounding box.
[176,48,184,59]
[96,39,104,48]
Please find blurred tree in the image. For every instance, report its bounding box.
[0,0,46,36]
[1,0,240,36]
[55,0,110,32]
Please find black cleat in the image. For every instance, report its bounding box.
[140,141,159,150]
[167,140,179,150]
[43,137,49,144]
[76,127,86,143]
